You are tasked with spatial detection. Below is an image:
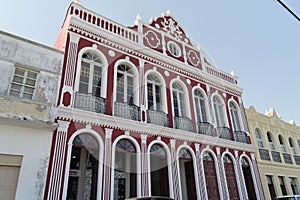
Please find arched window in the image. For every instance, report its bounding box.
[147,74,162,111]
[267,132,275,151]
[278,135,286,153]
[194,89,208,122]
[178,148,197,200]
[67,133,99,200]
[116,64,135,105]
[229,102,242,131]
[203,152,220,199]
[255,129,264,148]
[213,96,226,127]
[241,157,256,200]
[172,82,186,117]
[289,138,296,155]
[150,144,170,197]
[79,51,103,96]
[113,139,137,199]
[223,155,239,200]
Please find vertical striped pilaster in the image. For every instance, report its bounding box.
[195,144,204,200]
[235,151,247,199]
[216,147,226,200]
[47,120,70,200]
[251,153,265,200]
[141,134,149,197]
[170,139,180,200]
[102,128,113,200]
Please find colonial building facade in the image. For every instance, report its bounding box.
[45,2,265,200]
[0,31,63,200]
[246,106,300,200]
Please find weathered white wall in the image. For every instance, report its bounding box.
[0,123,53,200]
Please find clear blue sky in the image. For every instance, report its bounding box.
[1,0,299,124]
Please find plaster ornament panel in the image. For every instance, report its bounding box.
[187,49,200,66]
[161,17,183,40]
[108,50,115,57]
[186,79,191,85]
[145,30,160,48]
[164,71,170,77]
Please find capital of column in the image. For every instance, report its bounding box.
[170,139,176,148]
[141,134,147,144]
[105,128,113,138]
[57,120,70,132]
[69,32,80,44]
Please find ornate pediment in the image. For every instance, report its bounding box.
[148,12,192,45]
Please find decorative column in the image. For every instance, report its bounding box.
[235,150,247,199]
[47,120,70,200]
[102,128,113,200]
[139,60,146,123]
[251,153,265,200]
[194,143,203,200]
[238,97,249,133]
[206,86,215,125]
[216,147,225,200]
[170,139,180,200]
[141,134,149,196]
[60,32,80,107]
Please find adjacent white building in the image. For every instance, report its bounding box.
[0,30,63,200]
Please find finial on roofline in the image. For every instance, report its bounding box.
[74,0,80,4]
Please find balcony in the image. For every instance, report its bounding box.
[271,151,282,162]
[114,102,140,121]
[294,155,300,165]
[197,122,215,136]
[174,117,193,132]
[217,127,233,141]
[75,93,106,114]
[282,153,293,164]
[259,149,271,161]
[234,131,249,144]
[147,110,169,127]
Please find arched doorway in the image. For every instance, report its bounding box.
[241,157,257,200]
[203,151,220,200]
[66,133,99,200]
[113,139,137,200]
[178,148,197,200]
[149,144,169,197]
[223,155,239,199]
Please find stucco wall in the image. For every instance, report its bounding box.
[0,124,53,200]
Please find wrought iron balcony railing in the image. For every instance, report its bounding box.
[271,151,282,163]
[147,110,169,127]
[217,127,233,141]
[234,131,249,144]
[197,122,215,136]
[294,155,300,165]
[174,116,193,132]
[75,93,106,114]
[259,149,271,161]
[283,153,293,164]
[114,102,140,121]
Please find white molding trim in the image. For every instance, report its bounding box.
[56,106,257,152]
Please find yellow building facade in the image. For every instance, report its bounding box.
[246,106,300,200]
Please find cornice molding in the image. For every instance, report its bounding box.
[57,107,256,152]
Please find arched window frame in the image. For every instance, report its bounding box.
[228,99,243,131]
[176,145,200,200]
[221,152,243,199]
[113,59,139,111]
[147,140,174,198]
[288,137,297,155]
[192,86,210,123]
[170,79,191,119]
[62,128,104,200]
[200,149,223,200]
[211,93,228,127]
[110,134,142,199]
[278,134,287,153]
[74,47,108,99]
[144,70,167,113]
[239,155,260,200]
[255,128,264,148]
[267,131,276,151]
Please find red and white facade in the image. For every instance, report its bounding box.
[45,3,265,200]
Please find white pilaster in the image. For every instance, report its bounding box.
[103,128,113,200]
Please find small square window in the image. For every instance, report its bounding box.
[9,67,38,100]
